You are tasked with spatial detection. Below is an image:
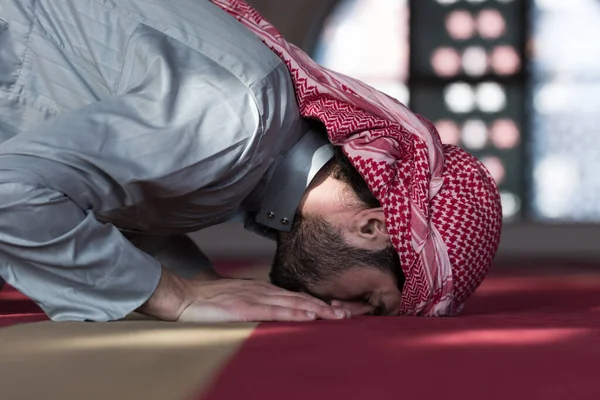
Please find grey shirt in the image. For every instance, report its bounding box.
[0,0,305,321]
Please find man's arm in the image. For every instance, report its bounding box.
[0,179,347,322]
[137,266,187,321]
[0,179,163,321]
[0,23,348,322]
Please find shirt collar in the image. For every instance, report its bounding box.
[243,121,334,240]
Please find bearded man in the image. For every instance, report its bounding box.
[0,0,502,322]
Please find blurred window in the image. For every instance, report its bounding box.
[530,0,600,221]
[314,0,526,221]
[313,0,411,105]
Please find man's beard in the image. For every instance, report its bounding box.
[269,213,403,294]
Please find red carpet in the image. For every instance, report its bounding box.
[2,263,600,400]
[202,264,600,400]
[0,285,47,327]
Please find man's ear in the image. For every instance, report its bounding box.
[348,207,389,249]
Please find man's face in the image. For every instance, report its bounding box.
[306,263,403,316]
[271,214,404,317]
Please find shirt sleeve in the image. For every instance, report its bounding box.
[0,24,266,321]
[0,180,162,321]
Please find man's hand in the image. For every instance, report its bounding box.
[138,267,350,322]
[178,279,349,322]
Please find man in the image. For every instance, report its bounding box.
[0,0,502,322]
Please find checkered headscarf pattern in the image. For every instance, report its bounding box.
[212,0,503,316]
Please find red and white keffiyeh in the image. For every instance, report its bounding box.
[211,0,503,316]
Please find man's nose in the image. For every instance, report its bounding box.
[380,294,402,316]
[386,305,401,316]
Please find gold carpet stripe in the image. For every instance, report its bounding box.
[0,319,257,400]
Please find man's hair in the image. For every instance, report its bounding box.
[270,146,403,293]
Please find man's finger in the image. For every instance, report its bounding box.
[331,300,372,316]
[262,283,353,315]
[264,288,331,307]
[260,281,346,311]
[246,304,318,322]
[260,295,349,320]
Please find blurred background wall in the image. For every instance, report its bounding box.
[193,0,600,262]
